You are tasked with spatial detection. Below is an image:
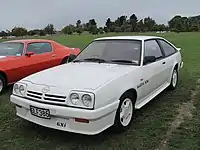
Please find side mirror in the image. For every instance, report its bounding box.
[143,56,156,65]
[68,54,77,62]
[25,52,34,57]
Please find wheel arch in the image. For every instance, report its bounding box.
[174,63,178,70]
[119,88,137,103]
[61,55,69,64]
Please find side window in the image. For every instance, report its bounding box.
[158,40,176,56]
[26,42,52,54]
[144,40,163,59]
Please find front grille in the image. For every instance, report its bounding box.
[26,90,67,103]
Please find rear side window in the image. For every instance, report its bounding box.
[158,40,177,56]
[27,42,52,54]
[144,40,163,59]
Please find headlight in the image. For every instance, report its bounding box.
[13,83,27,97]
[68,91,95,109]
[19,85,25,95]
[70,93,80,105]
[13,84,19,94]
[82,94,92,107]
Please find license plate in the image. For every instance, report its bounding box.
[30,106,51,119]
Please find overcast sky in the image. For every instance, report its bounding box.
[0,0,199,31]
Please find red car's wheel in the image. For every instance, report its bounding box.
[0,74,6,95]
[61,57,69,64]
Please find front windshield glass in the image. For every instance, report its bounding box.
[75,40,142,65]
[0,42,24,56]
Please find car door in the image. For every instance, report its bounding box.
[23,42,57,76]
[157,39,178,82]
[140,39,167,98]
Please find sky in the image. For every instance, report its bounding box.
[0,0,200,31]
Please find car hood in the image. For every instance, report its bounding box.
[22,62,137,90]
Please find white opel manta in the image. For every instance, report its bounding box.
[10,36,183,135]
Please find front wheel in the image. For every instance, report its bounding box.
[112,93,136,133]
[0,75,6,95]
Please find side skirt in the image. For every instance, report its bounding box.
[135,82,170,109]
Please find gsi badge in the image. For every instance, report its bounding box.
[57,122,67,128]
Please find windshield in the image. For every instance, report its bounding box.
[74,40,142,65]
[0,42,24,56]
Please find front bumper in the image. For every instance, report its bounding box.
[10,95,119,135]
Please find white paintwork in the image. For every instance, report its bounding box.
[10,36,183,135]
[95,35,164,41]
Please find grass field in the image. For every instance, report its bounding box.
[1,32,200,150]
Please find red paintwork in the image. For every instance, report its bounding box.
[0,39,80,85]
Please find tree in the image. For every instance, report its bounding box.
[0,31,8,37]
[75,20,83,35]
[190,24,199,32]
[129,14,138,31]
[62,25,75,35]
[76,20,81,28]
[105,18,112,32]
[39,30,46,36]
[114,27,122,33]
[136,19,144,32]
[98,27,104,34]
[28,29,41,36]
[87,19,98,34]
[44,24,55,35]
[143,17,156,31]
[76,27,83,35]
[11,27,28,37]
[168,15,184,32]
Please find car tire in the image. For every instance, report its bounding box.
[168,68,178,90]
[0,74,6,95]
[112,92,136,133]
[61,57,69,64]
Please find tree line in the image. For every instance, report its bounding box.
[1,14,200,37]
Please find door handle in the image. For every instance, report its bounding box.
[52,54,56,57]
[162,62,166,64]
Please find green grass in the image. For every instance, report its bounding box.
[1,32,200,150]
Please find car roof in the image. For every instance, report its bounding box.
[94,36,164,41]
[3,39,54,43]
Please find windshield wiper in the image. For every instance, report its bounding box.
[110,59,138,65]
[73,58,108,63]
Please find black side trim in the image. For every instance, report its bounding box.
[45,94,66,99]
[43,98,65,102]
[27,91,42,95]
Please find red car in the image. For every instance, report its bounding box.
[0,39,80,94]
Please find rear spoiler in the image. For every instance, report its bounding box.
[177,47,181,51]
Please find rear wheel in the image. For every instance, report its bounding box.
[0,74,6,95]
[112,92,136,133]
[168,68,178,90]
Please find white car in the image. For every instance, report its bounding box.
[10,36,183,135]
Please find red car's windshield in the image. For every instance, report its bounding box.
[0,42,24,56]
